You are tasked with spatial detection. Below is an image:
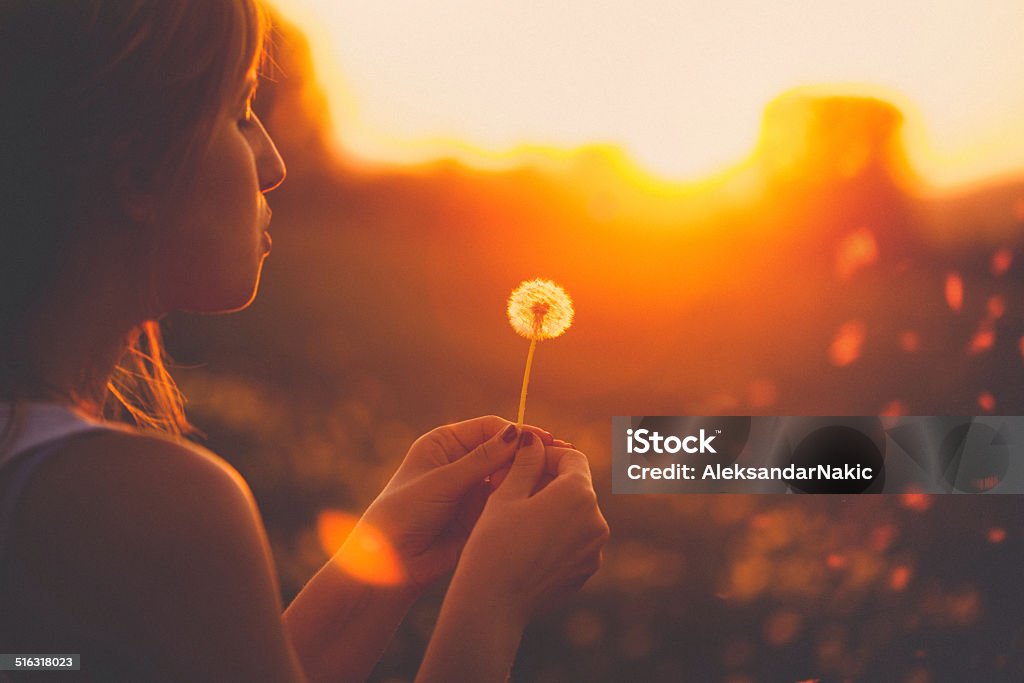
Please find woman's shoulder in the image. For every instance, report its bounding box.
[51,421,239,474]
[6,427,302,681]
[22,424,251,510]
[13,424,262,579]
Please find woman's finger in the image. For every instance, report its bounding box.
[543,446,589,478]
[434,424,522,496]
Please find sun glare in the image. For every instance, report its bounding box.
[273,0,1024,187]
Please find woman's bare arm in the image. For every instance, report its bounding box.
[14,431,308,682]
[282,548,420,683]
[415,570,527,683]
[415,439,609,683]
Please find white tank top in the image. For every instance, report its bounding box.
[0,400,112,467]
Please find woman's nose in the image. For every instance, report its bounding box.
[252,115,286,192]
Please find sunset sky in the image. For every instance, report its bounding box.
[272,0,1024,188]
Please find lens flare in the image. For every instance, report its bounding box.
[317,509,405,586]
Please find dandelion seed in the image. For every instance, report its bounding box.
[507,278,574,426]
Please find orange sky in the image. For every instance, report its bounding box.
[271,0,1024,188]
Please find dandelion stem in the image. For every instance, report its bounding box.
[516,337,538,427]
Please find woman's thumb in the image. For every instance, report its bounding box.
[495,431,545,498]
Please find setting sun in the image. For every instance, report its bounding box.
[271,0,1024,186]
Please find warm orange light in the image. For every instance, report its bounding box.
[889,565,912,591]
[967,326,995,355]
[276,0,1024,187]
[869,525,897,552]
[747,379,778,409]
[991,248,1013,277]
[316,509,405,586]
[986,296,1006,319]
[316,509,358,555]
[900,492,932,512]
[987,527,1007,544]
[945,273,963,312]
[828,321,866,367]
[825,553,847,570]
[880,400,907,418]
[835,228,879,280]
[897,331,920,353]
[764,610,802,647]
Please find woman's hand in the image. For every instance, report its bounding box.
[449,433,610,624]
[345,415,559,595]
[415,435,609,683]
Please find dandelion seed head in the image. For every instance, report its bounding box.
[507,278,574,340]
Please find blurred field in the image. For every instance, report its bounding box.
[160,16,1024,682]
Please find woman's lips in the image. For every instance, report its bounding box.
[259,195,273,228]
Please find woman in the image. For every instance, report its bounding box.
[0,1,609,681]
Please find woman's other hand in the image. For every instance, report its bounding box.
[451,434,610,625]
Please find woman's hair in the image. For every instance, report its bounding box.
[0,0,271,439]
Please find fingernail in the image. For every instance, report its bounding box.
[502,424,518,442]
[521,431,534,447]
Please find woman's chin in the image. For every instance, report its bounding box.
[179,266,265,314]
[223,246,270,311]
[225,268,265,312]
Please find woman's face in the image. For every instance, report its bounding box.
[152,73,286,314]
